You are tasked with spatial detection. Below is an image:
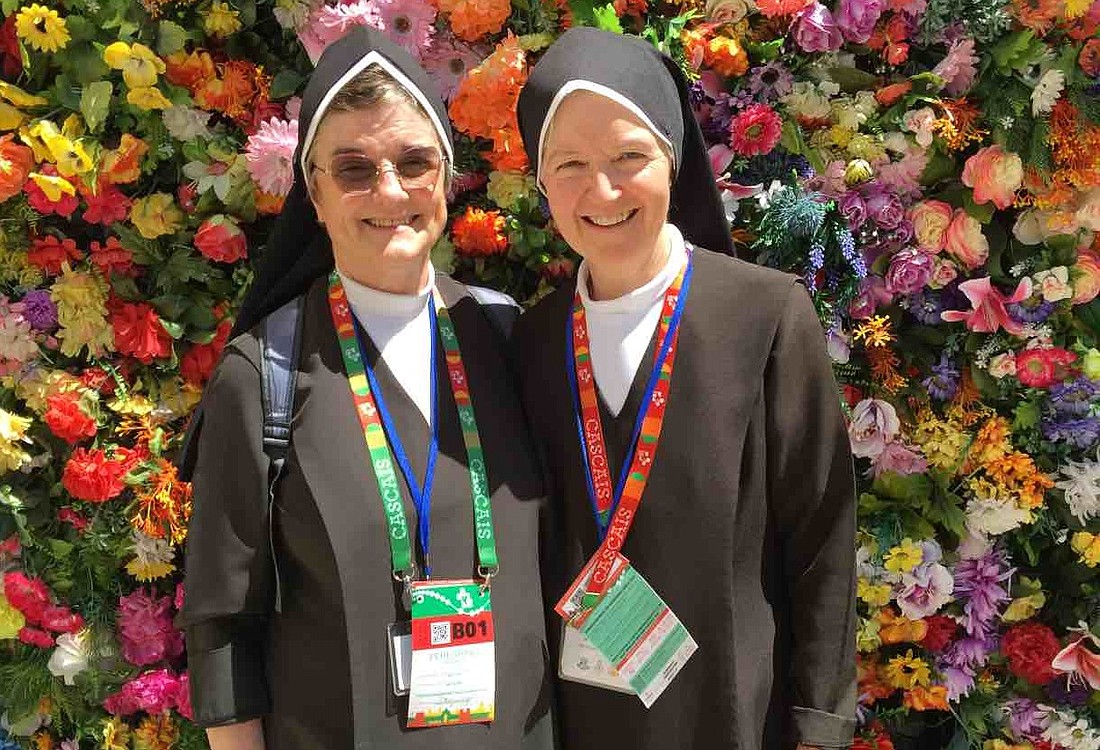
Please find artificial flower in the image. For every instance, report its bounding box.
[0,408,33,474]
[116,589,184,667]
[848,398,900,458]
[43,393,96,444]
[908,200,953,252]
[793,3,843,52]
[1032,69,1066,117]
[47,630,91,686]
[0,134,33,203]
[203,1,243,37]
[100,134,149,185]
[705,36,749,78]
[15,4,70,53]
[245,117,298,197]
[61,447,127,503]
[1051,627,1100,690]
[103,42,166,89]
[1002,621,1060,685]
[0,592,25,639]
[374,0,436,57]
[110,300,172,364]
[729,104,783,157]
[193,214,248,263]
[125,531,177,582]
[1057,452,1100,524]
[883,650,931,690]
[962,145,1024,210]
[127,86,174,111]
[941,277,1032,336]
[130,193,184,239]
[452,206,509,256]
[1033,266,1074,302]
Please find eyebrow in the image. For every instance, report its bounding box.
[327,143,439,157]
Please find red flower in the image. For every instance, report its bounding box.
[27,235,83,276]
[18,626,55,649]
[180,319,232,386]
[40,605,84,634]
[80,366,116,395]
[0,535,19,557]
[1081,39,1100,78]
[1015,347,1077,388]
[729,103,784,157]
[24,165,80,218]
[58,506,90,533]
[62,447,128,503]
[0,15,20,79]
[80,179,133,226]
[4,571,50,624]
[452,207,509,256]
[920,614,959,652]
[44,393,97,444]
[851,724,895,750]
[110,300,172,364]
[89,237,138,278]
[193,214,248,263]
[0,134,33,203]
[1002,620,1061,685]
[177,182,198,213]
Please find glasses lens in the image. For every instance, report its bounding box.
[329,155,380,193]
[395,150,442,189]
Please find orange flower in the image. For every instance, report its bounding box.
[0,133,33,202]
[1010,0,1061,33]
[857,655,896,703]
[965,416,1011,471]
[613,0,647,17]
[255,188,286,216]
[441,0,511,41]
[681,29,707,70]
[164,49,216,91]
[452,206,509,256]
[705,36,749,78]
[485,127,529,172]
[194,60,261,120]
[449,35,529,170]
[132,457,193,545]
[1080,39,1100,77]
[932,98,987,152]
[902,685,949,711]
[756,0,812,17]
[877,608,929,645]
[101,134,149,185]
[983,451,1054,510]
[875,81,912,107]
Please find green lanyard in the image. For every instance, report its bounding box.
[327,272,499,586]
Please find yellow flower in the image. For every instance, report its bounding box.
[858,578,893,608]
[204,1,243,37]
[883,649,931,690]
[9,367,82,414]
[486,170,537,210]
[1072,531,1100,568]
[27,172,76,202]
[0,592,26,639]
[984,740,1033,750]
[15,4,70,53]
[884,538,924,574]
[131,193,184,239]
[0,408,33,474]
[1084,348,1100,380]
[1002,591,1046,623]
[0,82,48,109]
[847,133,888,163]
[157,378,203,419]
[127,86,174,111]
[517,32,555,51]
[913,414,970,472]
[103,41,167,89]
[108,394,155,416]
[1066,0,1092,18]
[0,102,26,131]
[52,266,113,359]
[101,717,131,750]
[857,616,882,653]
[25,118,95,175]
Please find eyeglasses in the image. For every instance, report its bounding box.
[311,148,444,194]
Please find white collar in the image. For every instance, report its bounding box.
[336,263,436,320]
[576,224,687,314]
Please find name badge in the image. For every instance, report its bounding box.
[559,621,634,693]
[407,580,495,728]
[557,552,697,708]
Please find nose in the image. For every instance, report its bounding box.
[373,165,407,199]
[590,169,621,201]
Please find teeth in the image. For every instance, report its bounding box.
[587,211,633,227]
[365,217,411,228]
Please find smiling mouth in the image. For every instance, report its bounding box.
[363,216,416,229]
[583,209,638,227]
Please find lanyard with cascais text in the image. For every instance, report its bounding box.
[566,251,693,604]
[327,271,499,588]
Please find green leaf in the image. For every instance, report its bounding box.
[826,66,880,93]
[49,539,74,559]
[270,70,305,100]
[156,20,190,56]
[872,471,933,506]
[160,319,185,340]
[1014,399,1041,430]
[2,0,18,15]
[65,15,97,43]
[963,193,995,223]
[1077,297,1100,336]
[79,81,113,133]
[991,29,1035,71]
[592,4,623,33]
[919,149,955,187]
[931,491,967,538]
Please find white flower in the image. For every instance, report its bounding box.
[162,106,214,142]
[124,529,177,581]
[274,0,315,29]
[987,352,1017,379]
[903,107,937,148]
[1033,266,1074,302]
[47,630,91,686]
[1040,706,1100,750]
[1032,69,1066,117]
[782,82,833,121]
[965,495,1033,537]
[1057,451,1100,524]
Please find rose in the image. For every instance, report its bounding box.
[1073,250,1100,304]
[835,0,883,43]
[902,107,936,148]
[849,275,891,319]
[944,209,989,269]
[194,214,248,263]
[987,352,1017,379]
[705,0,753,24]
[885,247,934,295]
[1002,621,1060,686]
[928,257,958,289]
[908,200,953,252]
[1081,38,1100,77]
[920,615,959,652]
[793,2,842,52]
[961,145,1024,210]
[896,562,954,620]
[848,398,900,458]
[866,188,905,230]
[838,191,867,229]
[1033,266,1074,302]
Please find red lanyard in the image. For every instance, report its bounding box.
[567,253,693,600]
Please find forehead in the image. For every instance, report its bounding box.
[311,99,439,155]
[543,90,663,152]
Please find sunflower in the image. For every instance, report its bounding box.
[14,4,70,53]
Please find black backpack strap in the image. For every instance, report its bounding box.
[258,294,305,612]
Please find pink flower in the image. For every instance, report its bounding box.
[897,562,954,620]
[299,1,380,63]
[909,199,954,252]
[1073,249,1100,304]
[374,0,436,59]
[835,0,883,43]
[885,247,934,295]
[103,669,185,716]
[1052,630,1100,690]
[961,145,1024,210]
[849,275,892,319]
[944,209,989,270]
[932,38,979,96]
[793,2,843,52]
[928,256,959,289]
[116,588,184,667]
[848,398,900,459]
[877,147,929,200]
[422,33,483,101]
[729,104,783,157]
[871,440,928,478]
[177,671,194,719]
[246,117,298,197]
[941,276,1033,336]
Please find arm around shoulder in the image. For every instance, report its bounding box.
[764,281,858,749]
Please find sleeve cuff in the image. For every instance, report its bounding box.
[789,705,857,748]
[188,639,271,727]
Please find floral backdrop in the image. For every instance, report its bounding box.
[0,0,1099,747]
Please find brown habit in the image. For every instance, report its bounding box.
[179,275,557,750]
[513,247,858,750]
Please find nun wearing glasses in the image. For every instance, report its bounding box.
[178,28,556,750]
[513,28,857,750]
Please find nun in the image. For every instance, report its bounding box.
[514,28,857,750]
[178,27,556,750]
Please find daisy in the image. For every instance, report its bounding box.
[246,117,299,197]
[374,0,436,59]
[1032,68,1065,117]
[747,61,793,100]
[729,103,783,157]
[422,33,484,100]
[15,3,70,53]
[1057,451,1100,524]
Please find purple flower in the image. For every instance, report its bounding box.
[849,275,891,319]
[896,562,954,619]
[885,247,935,295]
[19,290,57,332]
[835,0,884,43]
[1007,297,1055,324]
[793,2,843,53]
[1003,698,1046,742]
[865,188,906,230]
[1042,414,1100,449]
[1047,377,1100,416]
[923,353,960,401]
[838,191,867,229]
[902,287,946,325]
[1046,678,1092,706]
[747,61,794,100]
[952,546,1013,638]
[939,665,976,701]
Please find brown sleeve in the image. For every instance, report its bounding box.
[765,281,858,749]
[177,340,274,727]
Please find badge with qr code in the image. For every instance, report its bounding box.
[406,580,495,728]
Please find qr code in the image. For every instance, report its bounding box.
[430,621,451,646]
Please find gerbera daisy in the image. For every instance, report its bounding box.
[422,33,483,100]
[729,103,783,157]
[246,117,298,197]
[375,0,436,59]
[14,3,70,53]
[747,61,793,100]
